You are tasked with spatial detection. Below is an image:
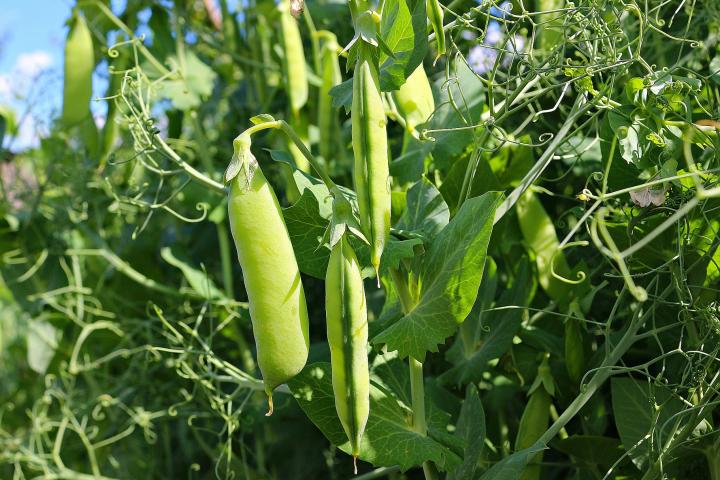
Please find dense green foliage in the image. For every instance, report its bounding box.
[1,0,719,479]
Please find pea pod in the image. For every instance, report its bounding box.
[317,31,343,167]
[63,9,99,155]
[326,235,370,472]
[392,64,434,138]
[352,46,391,276]
[226,135,309,414]
[427,0,445,60]
[564,303,585,384]
[515,357,554,480]
[516,189,577,304]
[279,0,308,115]
[63,10,94,126]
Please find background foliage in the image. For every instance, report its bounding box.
[1,0,719,479]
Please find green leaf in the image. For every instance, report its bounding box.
[611,377,684,469]
[439,259,534,385]
[330,0,428,111]
[157,51,217,110]
[378,0,427,91]
[288,362,461,471]
[396,178,450,239]
[160,247,225,300]
[27,319,61,374]
[282,182,333,279]
[448,385,486,480]
[440,153,502,215]
[373,192,502,359]
[381,237,424,273]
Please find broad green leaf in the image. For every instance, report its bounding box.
[439,259,533,385]
[157,51,217,110]
[27,318,60,374]
[611,377,684,469]
[373,192,502,359]
[330,0,428,110]
[440,153,502,215]
[160,247,225,300]
[380,237,424,273]
[390,141,434,187]
[378,0,427,91]
[288,362,461,471]
[282,182,332,279]
[448,385,486,480]
[396,178,450,239]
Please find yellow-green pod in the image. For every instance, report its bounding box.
[227,137,309,414]
[352,50,391,276]
[516,189,574,304]
[317,31,343,165]
[427,0,445,60]
[62,10,94,126]
[279,0,308,115]
[326,236,370,471]
[392,64,434,138]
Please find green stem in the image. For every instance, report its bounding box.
[154,134,226,193]
[390,267,436,480]
[241,120,336,189]
[536,283,670,448]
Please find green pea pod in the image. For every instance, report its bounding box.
[564,304,585,384]
[515,358,553,480]
[427,0,445,60]
[63,10,94,126]
[326,236,370,472]
[516,189,575,305]
[352,48,391,276]
[392,64,434,138]
[279,0,308,115]
[226,136,309,414]
[317,31,343,167]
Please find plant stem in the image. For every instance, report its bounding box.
[537,282,670,448]
[389,267,436,480]
[241,119,337,190]
[154,134,226,194]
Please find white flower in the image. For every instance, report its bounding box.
[485,21,503,45]
[468,45,498,74]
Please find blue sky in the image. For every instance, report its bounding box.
[0,1,72,73]
[0,1,75,148]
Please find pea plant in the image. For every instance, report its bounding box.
[1,0,719,479]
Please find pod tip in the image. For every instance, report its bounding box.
[352,455,358,475]
[265,395,274,416]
